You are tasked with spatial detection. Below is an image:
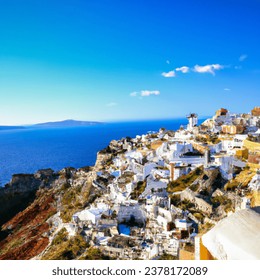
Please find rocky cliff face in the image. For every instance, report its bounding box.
[94,152,113,170]
[0,166,99,260]
[0,169,56,226]
[94,139,126,171]
[0,187,56,260]
[195,168,226,195]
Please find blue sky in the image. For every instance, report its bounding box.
[0,0,260,125]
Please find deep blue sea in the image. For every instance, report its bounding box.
[0,118,205,186]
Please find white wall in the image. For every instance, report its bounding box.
[144,163,158,178]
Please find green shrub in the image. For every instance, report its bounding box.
[130,181,146,199]
[211,195,233,212]
[52,228,68,246]
[170,194,181,206]
[190,183,199,192]
[79,247,112,260]
[42,233,88,260]
[224,180,238,191]
[158,253,178,260]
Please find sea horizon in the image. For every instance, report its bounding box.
[0,115,211,127]
[0,117,206,186]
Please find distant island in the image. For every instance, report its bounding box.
[0,120,103,130]
[34,119,103,127]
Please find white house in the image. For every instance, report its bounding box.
[213,155,233,180]
[144,162,158,178]
[152,168,170,179]
[113,157,124,168]
[126,182,134,194]
[64,224,77,236]
[125,150,143,164]
[221,139,234,152]
[73,208,104,225]
[130,160,144,175]
[96,202,109,211]
[118,205,146,225]
[209,142,222,154]
[141,134,148,142]
[173,130,193,140]
[175,219,193,231]
[109,183,128,203]
[170,156,204,166]
[145,176,168,195]
[157,215,168,230]
[133,173,144,182]
[156,142,169,158]
[170,162,191,181]
[169,142,193,159]
[232,135,247,148]
[249,116,259,127]
[158,207,172,222]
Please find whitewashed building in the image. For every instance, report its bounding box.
[144,162,158,178]
[213,155,233,180]
[118,205,146,226]
[175,219,193,231]
[73,208,104,225]
[125,150,143,164]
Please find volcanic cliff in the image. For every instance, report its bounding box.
[0,166,98,260]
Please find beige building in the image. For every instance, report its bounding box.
[251,107,260,116]
[215,108,228,117]
[222,124,244,134]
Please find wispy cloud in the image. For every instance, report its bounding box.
[161,70,176,77]
[141,90,160,97]
[106,102,118,107]
[239,54,248,62]
[130,90,161,97]
[193,64,224,75]
[130,91,138,97]
[224,88,231,91]
[166,60,170,64]
[175,66,189,73]
[162,63,224,78]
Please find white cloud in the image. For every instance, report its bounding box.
[130,91,138,97]
[166,60,170,64]
[175,66,189,73]
[224,88,231,91]
[161,63,224,77]
[193,64,224,75]
[239,54,248,62]
[106,102,118,107]
[161,70,176,77]
[141,90,160,97]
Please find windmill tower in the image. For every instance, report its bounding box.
[187,113,198,131]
